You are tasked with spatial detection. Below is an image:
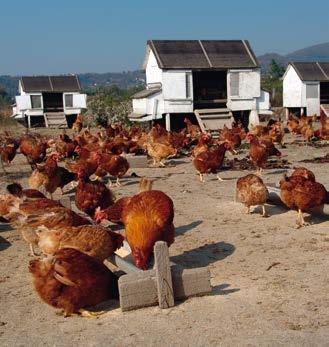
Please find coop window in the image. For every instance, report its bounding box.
[186,72,192,98]
[306,84,318,99]
[65,94,73,108]
[30,95,42,109]
[230,73,239,97]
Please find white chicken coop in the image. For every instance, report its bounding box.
[12,75,87,128]
[130,40,271,131]
[283,62,329,118]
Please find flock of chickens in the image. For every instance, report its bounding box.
[0,113,329,317]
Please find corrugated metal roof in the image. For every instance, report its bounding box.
[201,40,258,68]
[318,62,329,79]
[21,76,53,92]
[21,75,81,92]
[132,87,161,99]
[291,62,329,81]
[147,40,259,69]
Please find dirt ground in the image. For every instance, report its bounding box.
[1,128,329,346]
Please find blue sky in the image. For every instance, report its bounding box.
[0,0,328,75]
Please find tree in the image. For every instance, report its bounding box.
[261,60,285,107]
[85,85,143,126]
[268,59,285,79]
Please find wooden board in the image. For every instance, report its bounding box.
[154,241,174,308]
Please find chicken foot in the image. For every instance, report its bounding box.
[198,173,205,183]
[0,158,7,174]
[29,243,39,257]
[115,177,121,187]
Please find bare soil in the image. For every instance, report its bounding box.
[1,128,329,346]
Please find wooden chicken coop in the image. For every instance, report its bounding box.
[130,40,272,132]
[12,75,87,128]
[283,62,329,119]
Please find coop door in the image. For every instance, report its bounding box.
[228,70,260,99]
[306,84,319,116]
[73,94,87,108]
[15,95,32,111]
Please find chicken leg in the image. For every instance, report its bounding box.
[198,173,204,183]
[261,204,268,217]
[116,177,121,187]
[296,209,308,228]
[216,174,224,181]
[29,243,38,257]
[256,167,263,176]
[0,158,7,174]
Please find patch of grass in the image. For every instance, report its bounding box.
[0,114,18,128]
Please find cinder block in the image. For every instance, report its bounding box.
[118,270,157,311]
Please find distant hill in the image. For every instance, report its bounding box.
[258,42,329,71]
[1,42,329,97]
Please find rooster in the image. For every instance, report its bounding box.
[218,126,241,154]
[280,168,328,228]
[29,248,117,317]
[236,174,269,216]
[37,225,124,262]
[95,186,174,270]
[19,133,48,169]
[192,141,230,182]
[191,133,211,158]
[246,134,281,176]
[6,182,46,200]
[9,205,90,256]
[94,177,154,225]
[72,114,83,133]
[55,131,77,158]
[31,153,76,198]
[184,118,201,139]
[146,141,177,167]
[0,132,20,172]
[75,169,114,217]
[95,152,130,186]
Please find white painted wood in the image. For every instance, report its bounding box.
[15,95,31,111]
[165,113,171,131]
[162,70,190,100]
[305,83,320,115]
[145,49,163,85]
[283,64,303,108]
[73,94,87,109]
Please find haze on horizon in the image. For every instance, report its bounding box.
[0,0,328,75]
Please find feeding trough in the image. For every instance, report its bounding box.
[105,241,212,311]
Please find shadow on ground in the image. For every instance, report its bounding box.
[211,283,240,296]
[176,220,203,236]
[0,235,11,251]
[171,241,235,269]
